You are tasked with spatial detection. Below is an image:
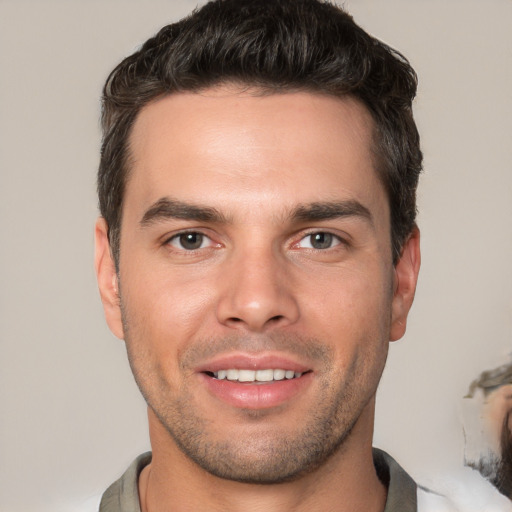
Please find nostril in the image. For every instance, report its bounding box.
[226,315,284,328]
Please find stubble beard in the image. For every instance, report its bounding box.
[149,376,364,484]
[121,309,387,484]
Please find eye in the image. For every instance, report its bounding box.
[167,232,213,251]
[297,232,341,250]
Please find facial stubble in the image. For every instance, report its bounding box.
[120,298,389,484]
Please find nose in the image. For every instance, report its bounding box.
[216,247,300,332]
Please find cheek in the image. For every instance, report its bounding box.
[305,264,392,339]
[297,266,392,389]
[120,263,219,354]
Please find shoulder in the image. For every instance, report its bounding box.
[99,452,152,512]
[373,448,417,512]
[417,466,512,512]
[417,486,459,512]
[374,449,511,512]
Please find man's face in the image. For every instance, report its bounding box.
[96,87,419,483]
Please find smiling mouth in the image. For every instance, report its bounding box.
[205,369,309,383]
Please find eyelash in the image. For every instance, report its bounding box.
[292,231,347,251]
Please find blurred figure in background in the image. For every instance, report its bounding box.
[463,361,512,500]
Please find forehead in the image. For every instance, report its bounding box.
[125,87,386,223]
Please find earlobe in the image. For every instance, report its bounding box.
[390,226,421,342]
[94,217,125,340]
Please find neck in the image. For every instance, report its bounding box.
[139,403,387,512]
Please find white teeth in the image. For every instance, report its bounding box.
[226,369,239,380]
[256,369,274,382]
[213,369,303,382]
[273,369,285,380]
[238,369,256,382]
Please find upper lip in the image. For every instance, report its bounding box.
[194,352,312,374]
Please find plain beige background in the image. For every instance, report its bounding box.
[1,1,511,510]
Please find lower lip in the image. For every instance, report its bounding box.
[199,373,313,409]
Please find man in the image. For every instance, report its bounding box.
[94,0,438,510]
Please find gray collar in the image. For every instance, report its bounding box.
[100,448,417,512]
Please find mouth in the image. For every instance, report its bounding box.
[197,356,313,409]
[205,368,307,383]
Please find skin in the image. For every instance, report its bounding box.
[483,384,512,454]
[95,87,420,512]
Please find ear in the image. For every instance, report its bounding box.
[94,217,124,339]
[390,226,421,341]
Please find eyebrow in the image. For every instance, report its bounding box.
[140,197,229,226]
[291,200,373,225]
[139,197,373,227]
